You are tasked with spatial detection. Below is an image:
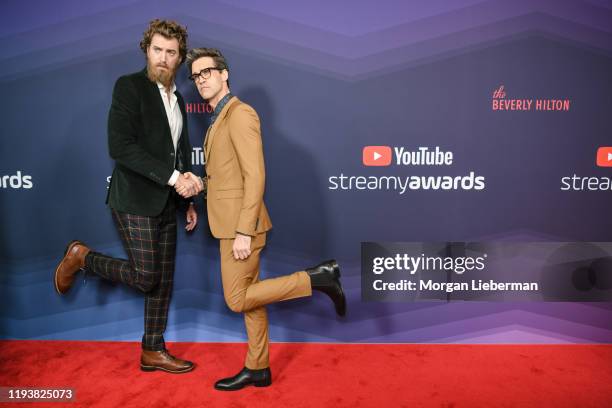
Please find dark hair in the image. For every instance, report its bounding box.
[140,19,188,63]
[186,48,229,74]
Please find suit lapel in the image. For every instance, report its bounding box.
[204,126,212,163]
[205,97,239,163]
[156,92,175,154]
[143,70,175,152]
[176,91,187,144]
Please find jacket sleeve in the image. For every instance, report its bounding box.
[229,104,265,236]
[107,76,174,186]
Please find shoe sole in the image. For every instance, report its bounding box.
[328,260,346,317]
[140,364,195,374]
[53,240,83,295]
[336,286,347,317]
[214,380,272,391]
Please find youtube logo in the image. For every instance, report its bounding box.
[363,146,392,166]
[596,147,612,167]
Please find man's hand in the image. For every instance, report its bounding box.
[232,233,252,260]
[185,172,205,194]
[175,172,202,198]
[174,173,197,197]
[186,203,198,231]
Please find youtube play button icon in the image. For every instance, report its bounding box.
[363,146,392,166]
[596,147,612,167]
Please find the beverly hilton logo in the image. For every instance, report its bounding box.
[492,85,571,111]
[185,102,213,114]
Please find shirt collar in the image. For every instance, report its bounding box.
[210,93,234,125]
[213,93,234,116]
[157,82,177,95]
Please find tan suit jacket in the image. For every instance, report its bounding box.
[204,97,272,238]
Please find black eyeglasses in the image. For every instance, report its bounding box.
[189,67,222,82]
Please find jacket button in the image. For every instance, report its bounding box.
[170,152,175,156]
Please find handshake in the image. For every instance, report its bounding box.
[175,172,205,198]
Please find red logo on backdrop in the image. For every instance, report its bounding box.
[186,102,213,114]
[363,146,392,166]
[596,147,612,167]
[491,85,571,112]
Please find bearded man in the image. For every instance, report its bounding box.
[53,19,203,373]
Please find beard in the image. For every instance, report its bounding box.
[146,61,177,88]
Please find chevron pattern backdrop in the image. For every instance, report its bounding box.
[1,0,611,344]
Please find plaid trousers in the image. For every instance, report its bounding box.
[85,197,177,351]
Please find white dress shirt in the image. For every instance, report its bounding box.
[157,81,183,186]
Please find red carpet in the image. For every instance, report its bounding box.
[0,341,611,407]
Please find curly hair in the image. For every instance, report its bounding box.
[139,19,188,63]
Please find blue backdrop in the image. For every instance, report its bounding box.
[1,0,612,344]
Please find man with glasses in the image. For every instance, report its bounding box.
[53,19,203,373]
[186,47,346,391]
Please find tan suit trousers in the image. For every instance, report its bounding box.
[219,232,312,369]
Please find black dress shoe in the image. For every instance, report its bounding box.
[214,367,272,391]
[306,259,347,316]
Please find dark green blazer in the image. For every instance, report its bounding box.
[106,69,192,216]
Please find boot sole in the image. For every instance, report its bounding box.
[336,286,347,317]
[329,260,346,316]
[140,364,195,374]
[214,379,272,391]
[53,240,83,295]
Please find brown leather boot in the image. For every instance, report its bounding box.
[140,350,195,374]
[54,240,90,295]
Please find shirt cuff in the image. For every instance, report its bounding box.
[167,170,180,186]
